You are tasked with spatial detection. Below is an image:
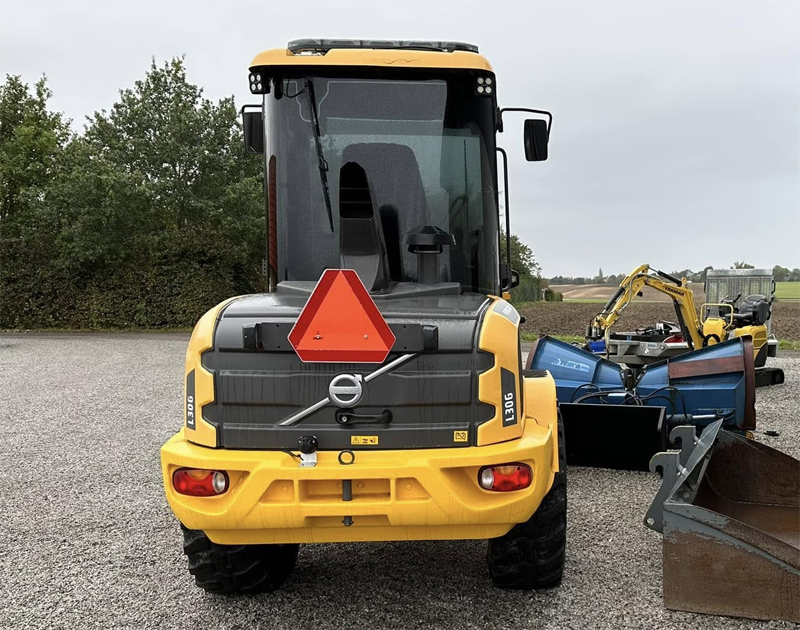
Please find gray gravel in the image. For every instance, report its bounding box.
[1,334,797,630]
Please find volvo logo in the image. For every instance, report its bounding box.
[329,374,364,407]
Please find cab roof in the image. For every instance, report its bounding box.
[249,39,493,72]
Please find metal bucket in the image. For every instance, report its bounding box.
[646,421,800,622]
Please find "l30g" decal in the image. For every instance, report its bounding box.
[501,367,517,427]
[186,369,196,430]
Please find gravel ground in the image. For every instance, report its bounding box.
[0,334,797,630]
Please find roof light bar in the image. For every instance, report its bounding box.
[287,39,479,54]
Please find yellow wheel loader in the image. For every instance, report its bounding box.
[161,39,565,593]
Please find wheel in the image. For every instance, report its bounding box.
[487,415,567,589]
[182,526,299,594]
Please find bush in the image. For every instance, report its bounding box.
[544,288,563,302]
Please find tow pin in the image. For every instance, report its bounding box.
[342,480,353,526]
[340,450,355,526]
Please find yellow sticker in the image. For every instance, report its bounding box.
[350,435,379,446]
[453,430,468,443]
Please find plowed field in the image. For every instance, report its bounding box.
[550,284,707,303]
[518,301,800,340]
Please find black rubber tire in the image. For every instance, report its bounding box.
[754,367,785,387]
[487,415,567,589]
[182,527,299,594]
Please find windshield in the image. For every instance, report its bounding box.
[266,70,499,294]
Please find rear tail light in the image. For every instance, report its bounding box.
[172,468,229,496]
[478,463,532,492]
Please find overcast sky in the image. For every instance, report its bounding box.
[1,0,797,277]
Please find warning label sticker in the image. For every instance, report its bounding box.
[350,435,379,446]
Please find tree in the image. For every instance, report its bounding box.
[501,233,541,278]
[732,261,755,269]
[789,268,800,282]
[501,233,545,302]
[1,59,266,328]
[0,75,72,328]
[0,75,70,219]
[697,266,714,283]
[671,269,694,281]
[773,265,790,282]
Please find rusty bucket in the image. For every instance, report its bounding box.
[646,421,800,622]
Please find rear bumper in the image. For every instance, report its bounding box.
[160,423,556,544]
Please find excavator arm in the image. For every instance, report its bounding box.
[586,264,705,349]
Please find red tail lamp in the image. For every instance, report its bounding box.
[173,468,229,496]
[479,464,532,492]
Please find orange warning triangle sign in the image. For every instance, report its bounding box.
[288,269,396,363]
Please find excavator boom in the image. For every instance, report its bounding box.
[587,264,704,349]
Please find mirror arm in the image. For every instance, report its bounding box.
[496,146,512,291]
[498,107,553,137]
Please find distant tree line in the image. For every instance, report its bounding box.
[550,264,800,286]
[772,266,800,282]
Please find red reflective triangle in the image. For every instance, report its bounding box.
[288,269,396,363]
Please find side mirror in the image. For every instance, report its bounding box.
[500,263,520,290]
[242,106,264,154]
[524,119,548,161]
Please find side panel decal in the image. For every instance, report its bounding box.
[186,370,196,430]
[501,367,518,427]
[477,298,524,445]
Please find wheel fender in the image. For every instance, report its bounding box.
[522,371,559,475]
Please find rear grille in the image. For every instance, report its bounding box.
[202,350,493,450]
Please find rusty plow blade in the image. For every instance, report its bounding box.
[645,420,800,622]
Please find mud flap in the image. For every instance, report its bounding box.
[645,421,800,623]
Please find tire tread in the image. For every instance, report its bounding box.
[487,415,567,589]
[181,527,299,594]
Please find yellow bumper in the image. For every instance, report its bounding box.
[160,423,556,545]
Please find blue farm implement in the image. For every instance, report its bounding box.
[527,335,755,470]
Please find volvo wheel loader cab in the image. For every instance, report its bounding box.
[160,39,565,594]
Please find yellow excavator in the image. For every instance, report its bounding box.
[585,264,783,385]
